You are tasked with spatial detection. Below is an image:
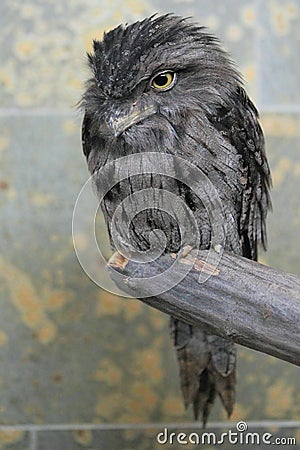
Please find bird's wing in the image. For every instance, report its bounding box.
[209,86,272,260]
[174,88,272,424]
[82,111,93,160]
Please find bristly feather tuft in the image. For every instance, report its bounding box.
[83,14,241,103]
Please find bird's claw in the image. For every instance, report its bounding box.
[177,245,194,260]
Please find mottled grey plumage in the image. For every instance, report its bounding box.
[80,14,271,424]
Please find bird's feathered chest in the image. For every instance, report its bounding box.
[89,112,245,255]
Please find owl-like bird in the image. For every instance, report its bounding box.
[80,14,271,424]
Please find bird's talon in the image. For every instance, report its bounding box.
[108,252,129,270]
[177,245,194,259]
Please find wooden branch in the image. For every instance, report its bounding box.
[108,250,300,367]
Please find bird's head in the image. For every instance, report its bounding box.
[80,14,241,143]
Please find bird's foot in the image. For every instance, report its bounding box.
[108,252,129,270]
[171,245,220,276]
[177,244,194,260]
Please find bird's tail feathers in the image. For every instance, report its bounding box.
[170,318,236,425]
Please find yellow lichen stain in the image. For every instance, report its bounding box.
[51,46,69,62]
[240,349,255,362]
[226,24,243,42]
[16,92,34,107]
[111,10,124,23]
[130,381,158,408]
[92,7,103,18]
[67,75,83,91]
[260,373,272,386]
[44,289,70,311]
[241,6,256,26]
[136,323,148,337]
[148,309,167,330]
[125,397,144,414]
[123,429,137,441]
[262,115,300,137]
[152,335,164,350]
[295,429,300,444]
[270,2,298,35]
[122,397,151,423]
[73,429,92,446]
[230,402,251,421]
[266,425,279,434]
[0,331,7,347]
[0,60,17,94]
[97,293,144,319]
[72,233,89,252]
[14,285,46,325]
[0,69,14,90]
[0,256,57,344]
[124,0,148,15]
[34,323,56,345]
[132,349,163,384]
[203,15,220,30]
[95,379,158,422]
[3,186,17,200]
[242,65,256,83]
[83,29,105,53]
[0,430,24,450]
[271,157,292,187]
[23,403,34,416]
[20,4,42,19]
[93,359,122,386]
[96,292,121,316]
[50,234,60,243]
[101,335,125,353]
[274,14,288,34]
[124,299,143,320]
[14,39,37,59]
[83,0,148,52]
[94,392,120,418]
[63,119,77,135]
[287,3,298,16]
[29,192,53,206]
[162,394,184,416]
[265,380,294,418]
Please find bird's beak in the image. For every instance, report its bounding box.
[107,104,157,137]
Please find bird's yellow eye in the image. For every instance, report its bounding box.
[150,71,176,91]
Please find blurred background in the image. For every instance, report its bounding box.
[0,0,300,449]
